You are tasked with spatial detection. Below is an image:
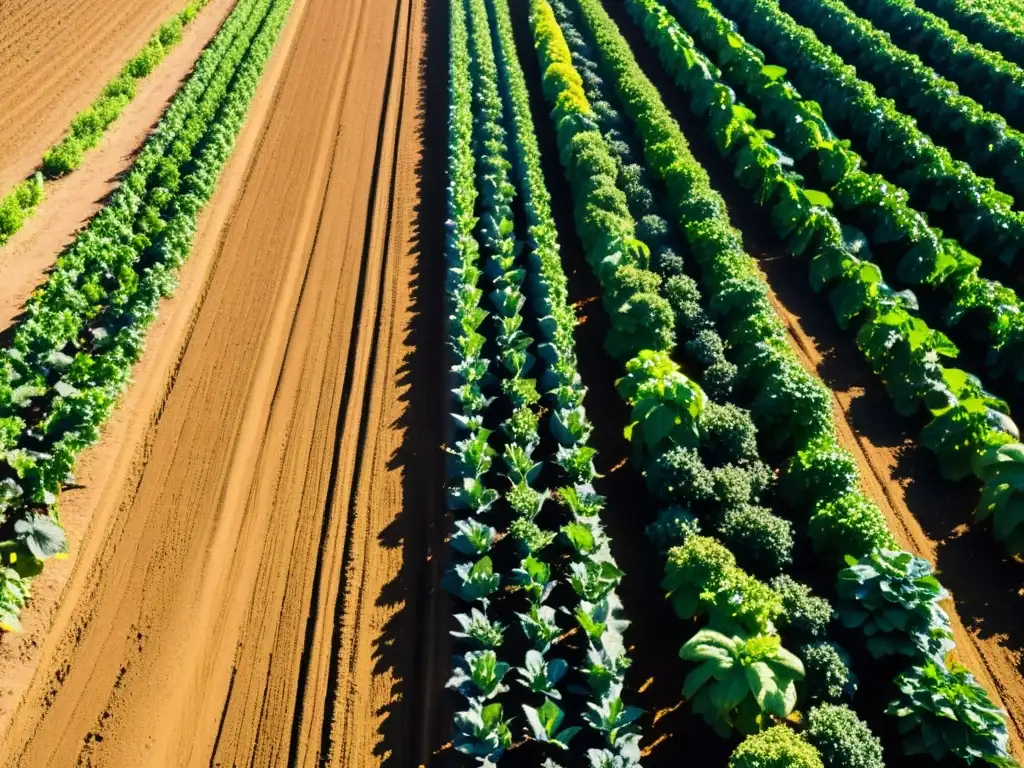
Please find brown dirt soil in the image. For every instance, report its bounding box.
[0,0,448,763]
[0,0,237,338]
[0,0,201,194]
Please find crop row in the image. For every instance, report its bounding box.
[534,0,1016,762]
[0,0,212,248]
[921,0,1024,69]
[834,0,1024,131]
[642,0,1024,561]
[642,0,1024,545]
[0,0,293,631]
[913,0,1024,69]
[718,0,1024,273]
[534,5,896,763]
[776,0,1024,209]
[444,0,643,763]
[656,0,1024,388]
[531,0,893,764]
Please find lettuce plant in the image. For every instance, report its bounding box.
[680,620,804,735]
[516,649,568,699]
[452,608,505,649]
[447,650,511,700]
[523,699,581,749]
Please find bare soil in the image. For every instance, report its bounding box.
[0,0,449,764]
[0,0,200,193]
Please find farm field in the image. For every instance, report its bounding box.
[0,0,1022,765]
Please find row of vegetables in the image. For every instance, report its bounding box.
[657,0,1024,387]
[691,0,1024,558]
[775,0,1024,209]
[0,0,211,247]
[719,0,1024,274]
[831,0,1024,132]
[527,0,1017,763]
[444,0,643,763]
[912,0,1024,69]
[0,0,294,630]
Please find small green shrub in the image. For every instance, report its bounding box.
[771,574,833,641]
[716,504,793,577]
[805,704,884,768]
[800,641,857,703]
[729,725,823,768]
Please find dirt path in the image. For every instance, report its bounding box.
[0,0,445,762]
[0,0,195,193]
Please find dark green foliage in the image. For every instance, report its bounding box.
[710,464,756,507]
[701,357,738,402]
[646,505,700,554]
[685,328,725,368]
[636,214,671,250]
[716,504,793,577]
[771,574,833,641]
[699,401,759,465]
[646,446,713,503]
[653,246,685,277]
[800,641,857,703]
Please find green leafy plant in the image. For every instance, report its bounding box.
[453,700,512,762]
[616,350,707,463]
[445,556,501,605]
[680,620,805,735]
[452,608,505,648]
[729,724,823,768]
[662,535,782,632]
[771,575,833,642]
[887,661,1014,766]
[518,603,561,652]
[837,549,953,660]
[729,729,823,768]
[513,555,555,603]
[799,641,857,704]
[447,649,511,700]
[523,698,581,749]
[583,681,643,748]
[516,649,568,699]
[805,704,884,768]
[451,519,496,556]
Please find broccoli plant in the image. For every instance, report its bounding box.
[805,704,884,768]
